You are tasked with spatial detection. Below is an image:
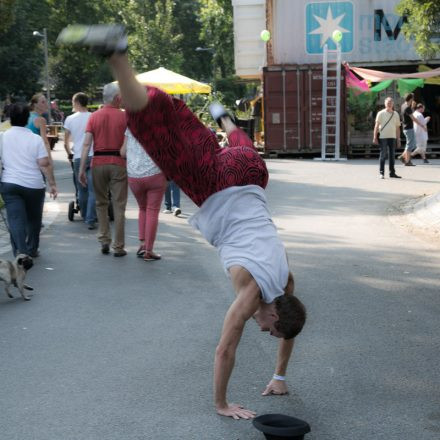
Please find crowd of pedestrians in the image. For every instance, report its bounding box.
[373,92,432,179]
[0,84,184,261]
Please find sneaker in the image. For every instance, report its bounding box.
[136,246,146,258]
[87,222,96,230]
[173,207,181,217]
[101,243,110,254]
[398,155,405,163]
[162,209,172,214]
[56,24,128,56]
[144,251,161,261]
[405,161,416,166]
[114,249,127,257]
[209,102,235,128]
[390,173,402,178]
[423,159,430,164]
[380,174,385,179]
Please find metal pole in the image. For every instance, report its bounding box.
[335,42,341,160]
[43,28,51,124]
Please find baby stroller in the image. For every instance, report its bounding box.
[68,161,114,222]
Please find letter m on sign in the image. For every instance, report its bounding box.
[374,9,408,41]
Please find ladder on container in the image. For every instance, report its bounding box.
[319,43,345,161]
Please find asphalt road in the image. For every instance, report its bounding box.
[1,147,439,440]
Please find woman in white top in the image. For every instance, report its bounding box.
[0,103,57,257]
[120,129,166,260]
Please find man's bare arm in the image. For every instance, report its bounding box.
[214,276,260,419]
[108,53,148,112]
[64,129,73,161]
[373,121,380,142]
[262,338,294,395]
[79,132,92,187]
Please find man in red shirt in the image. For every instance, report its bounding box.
[79,83,128,256]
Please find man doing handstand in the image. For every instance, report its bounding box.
[57,25,307,420]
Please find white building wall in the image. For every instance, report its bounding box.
[232,0,266,78]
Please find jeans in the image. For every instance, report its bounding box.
[1,182,45,256]
[73,157,97,224]
[379,138,396,175]
[403,128,416,152]
[164,181,180,210]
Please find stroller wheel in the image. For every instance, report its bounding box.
[68,201,75,221]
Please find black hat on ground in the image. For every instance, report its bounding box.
[252,414,311,440]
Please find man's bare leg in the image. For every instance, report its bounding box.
[107,53,148,112]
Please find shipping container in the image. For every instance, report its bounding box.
[232,0,440,78]
[263,64,347,155]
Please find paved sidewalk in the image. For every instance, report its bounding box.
[1,146,439,440]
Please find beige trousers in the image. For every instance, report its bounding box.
[92,164,128,251]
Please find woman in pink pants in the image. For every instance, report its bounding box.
[121,129,167,261]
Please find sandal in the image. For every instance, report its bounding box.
[144,251,161,261]
[136,246,146,258]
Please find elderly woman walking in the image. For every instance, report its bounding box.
[0,103,57,257]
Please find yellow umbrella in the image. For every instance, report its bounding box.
[133,67,211,94]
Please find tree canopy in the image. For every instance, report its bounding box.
[396,0,440,58]
[0,0,241,104]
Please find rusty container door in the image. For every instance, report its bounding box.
[263,65,347,155]
[263,66,302,152]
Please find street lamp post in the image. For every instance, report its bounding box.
[33,28,51,123]
[195,47,216,92]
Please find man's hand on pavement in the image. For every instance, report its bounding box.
[216,403,256,420]
[262,378,289,396]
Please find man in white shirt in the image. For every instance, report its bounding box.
[64,93,97,229]
[411,103,430,164]
[373,97,401,179]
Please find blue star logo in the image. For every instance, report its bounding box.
[306,2,353,54]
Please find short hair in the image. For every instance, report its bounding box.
[405,93,414,102]
[102,83,120,104]
[72,92,89,107]
[10,103,30,127]
[274,295,307,340]
[416,103,424,110]
[384,97,393,103]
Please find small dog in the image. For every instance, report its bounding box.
[0,254,34,301]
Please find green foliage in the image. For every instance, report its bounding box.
[396,0,440,58]
[0,0,16,33]
[347,90,378,132]
[0,0,239,103]
[199,0,234,79]
[0,0,51,99]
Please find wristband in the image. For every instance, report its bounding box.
[68,153,74,160]
[273,374,286,381]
